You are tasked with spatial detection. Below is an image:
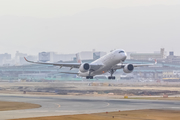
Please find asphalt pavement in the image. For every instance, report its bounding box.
[0,94,180,120]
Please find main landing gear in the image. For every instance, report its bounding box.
[86,71,93,79]
[108,76,115,79]
[86,76,93,79]
[108,69,116,80]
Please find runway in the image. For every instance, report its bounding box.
[0,94,180,120]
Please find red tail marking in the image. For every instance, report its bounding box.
[24,57,28,61]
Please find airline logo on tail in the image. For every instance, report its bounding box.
[155,59,157,64]
[76,53,82,64]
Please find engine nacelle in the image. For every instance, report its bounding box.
[79,63,90,72]
[123,64,134,73]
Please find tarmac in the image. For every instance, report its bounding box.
[0,94,180,120]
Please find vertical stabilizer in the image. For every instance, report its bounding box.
[76,53,82,64]
[155,59,157,64]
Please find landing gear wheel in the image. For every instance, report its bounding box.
[86,76,93,79]
[108,69,116,80]
[108,76,116,80]
[86,71,93,79]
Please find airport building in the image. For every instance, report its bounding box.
[38,50,106,63]
[0,53,11,66]
[162,71,180,78]
[0,50,106,67]
[130,48,166,60]
[166,51,180,63]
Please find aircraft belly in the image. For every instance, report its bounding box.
[79,57,120,77]
[78,71,89,77]
[92,60,119,75]
[92,65,111,76]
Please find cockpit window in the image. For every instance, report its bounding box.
[119,51,124,53]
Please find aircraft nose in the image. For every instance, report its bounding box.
[122,53,127,61]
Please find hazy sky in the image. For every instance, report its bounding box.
[1,0,180,17]
[0,0,180,56]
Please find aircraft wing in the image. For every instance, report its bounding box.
[132,60,157,67]
[112,60,157,70]
[24,57,81,68]
[132,63,156,67]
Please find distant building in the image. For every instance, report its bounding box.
[130,48,166,60]
[47,50,106,63]
[162,71,179,78]
[79,51,106,61]
[0,53,11,60]
[39,52,76,62]
[93,51,106,60]
[39,52,51,62]
[15,51,27,58]
[13,51,38,65]
[166,51,180,63]
[0,53,11,66]
[15,51,28,65]
[53,53,75,62]
[20,55,38,65]
[79,51,93,60]
[126,52,136,59]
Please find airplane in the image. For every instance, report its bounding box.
[24,49,157,79]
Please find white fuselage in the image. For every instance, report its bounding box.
[78,49,127,77]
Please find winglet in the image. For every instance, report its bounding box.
[24,57,28,62]
[24,57,31,63]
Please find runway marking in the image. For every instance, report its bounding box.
[105,102,110,107]
[170,107,180,108]
[54,103,61,108]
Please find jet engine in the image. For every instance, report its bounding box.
[79,63,90,72]
[123,64,134,73]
